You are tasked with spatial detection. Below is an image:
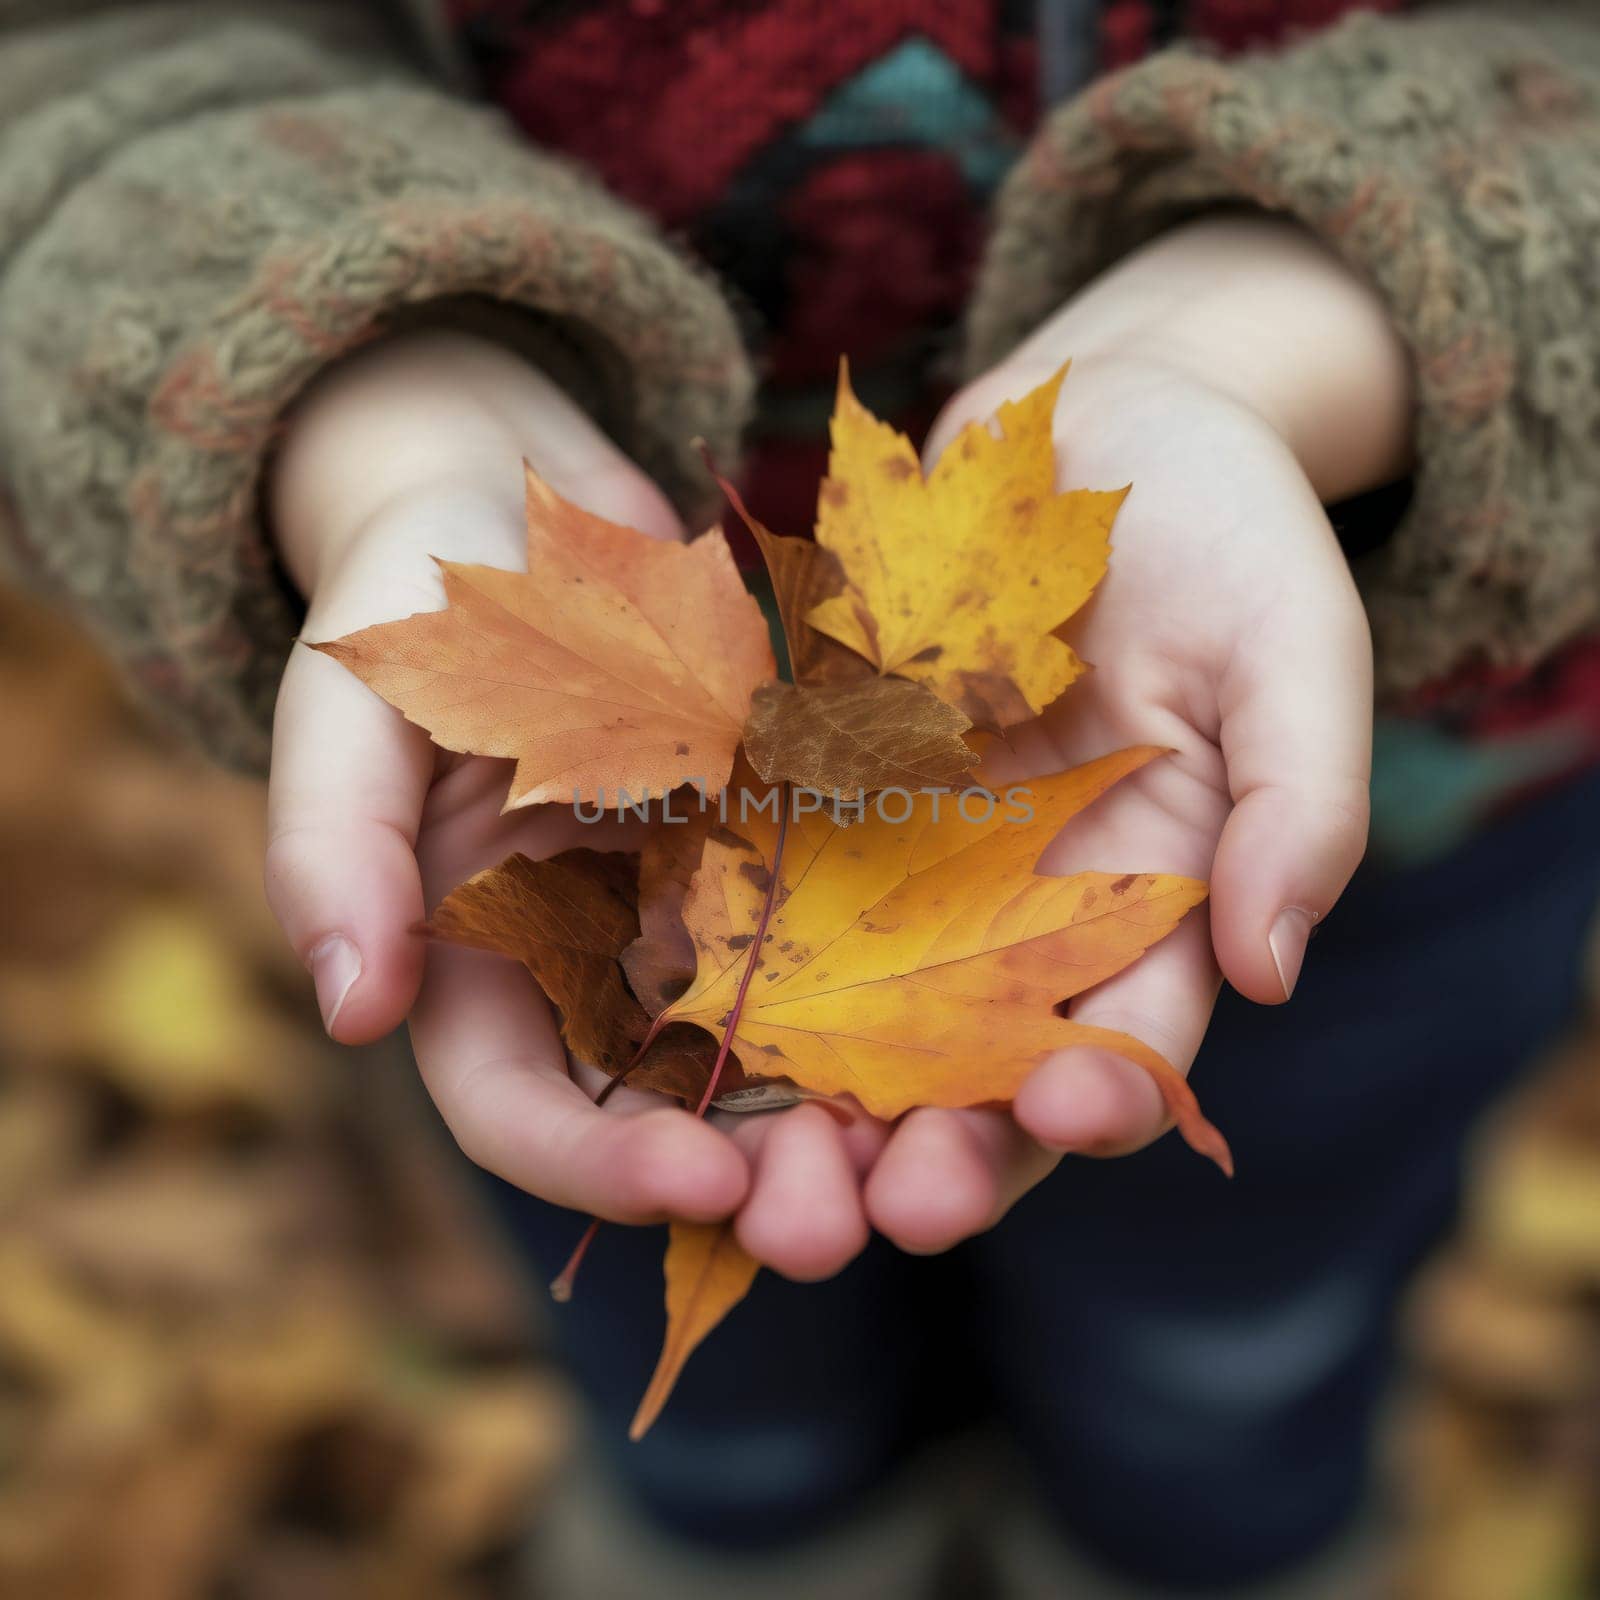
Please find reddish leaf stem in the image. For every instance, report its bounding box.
[549,1218,599,1303]
[695,783,790,1118]
[595,1011,669,1108]
[549,1013,676,1301]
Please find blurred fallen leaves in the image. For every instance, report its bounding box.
[0,588,571,1599]
[1395,1038,1600,1600]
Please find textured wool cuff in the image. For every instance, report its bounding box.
[965,6,1600,703]
[0,23,752,769]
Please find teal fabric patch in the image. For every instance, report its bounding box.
[800,37,1017,190]
[1369,716,1584,865]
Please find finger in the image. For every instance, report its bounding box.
[413,942,749,1221]
[265,488,531,1044]
[1014,907,1221,1160]
[266,645,433,1043]
[267,492,537,1042]
[1210,596,1372,1004]
[865,1107,1059,1254]
[730,1104,871,1281]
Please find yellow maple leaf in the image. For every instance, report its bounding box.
[805,365,1126,729]
[660,748,1228,1172]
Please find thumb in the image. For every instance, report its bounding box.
[266,348,685,1040]
[1209,603,1373,1004]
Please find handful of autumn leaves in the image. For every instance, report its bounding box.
[316,366,1231,1439]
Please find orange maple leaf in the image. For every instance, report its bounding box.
[661,749,1228,1172]
[314,467,774,809]
[630,1220,759,1441]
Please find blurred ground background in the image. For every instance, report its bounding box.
[0,580,1595,1599]
[0,588,571,1599]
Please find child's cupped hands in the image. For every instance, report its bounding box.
[266,215,1402,1281]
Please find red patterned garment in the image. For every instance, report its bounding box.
[449,0,1403,534]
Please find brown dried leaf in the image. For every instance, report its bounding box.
[390,1371,574,1562]
[627,1024,748,1107]
[742,677,976,795]
[427,850,644,1077]
[620,798,713,1016]
[426,849,762,1108]
[35,1152,311,1305]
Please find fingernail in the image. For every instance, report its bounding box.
[308,935,361,1033]
[1268,908,1314,1000]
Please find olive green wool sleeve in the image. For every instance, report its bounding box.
[0,4,753,768]
[965,4,1600,703]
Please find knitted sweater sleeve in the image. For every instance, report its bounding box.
[965,3,1600,703]
[0,3,753,768]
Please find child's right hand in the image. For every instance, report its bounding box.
[265,330,909,1281]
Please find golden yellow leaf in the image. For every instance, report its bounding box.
[662,748,1229,1171]
[806,365,1126,729]
[630,1221,759,1441]
[315,465,775,809]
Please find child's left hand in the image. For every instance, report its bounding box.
[754,217,1410,1268]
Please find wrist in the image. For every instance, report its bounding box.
[1006,216,1415,503]
[270,330,586,599]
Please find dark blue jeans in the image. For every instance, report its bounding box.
[483,765,1600,1590]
